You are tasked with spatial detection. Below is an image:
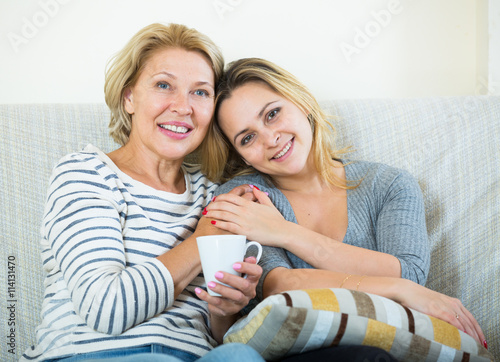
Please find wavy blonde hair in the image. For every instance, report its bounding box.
[104,23,224,145]
[201,58,353,188]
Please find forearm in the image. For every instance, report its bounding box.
[156,216,225,299]
[156,235,202,299]
[263,267,401,302]
[280,222,401,278]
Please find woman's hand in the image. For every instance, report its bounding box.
[195,256,262,342]
[395,279,485,345]
[205,186,288,247]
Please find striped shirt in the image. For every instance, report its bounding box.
[22,144,218,361]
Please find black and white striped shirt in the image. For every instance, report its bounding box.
[22,145,218,361]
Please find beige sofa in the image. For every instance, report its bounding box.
[0,97,498,361]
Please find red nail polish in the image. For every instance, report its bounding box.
[483,340,488,349]
[202,209,207,215]
[212,196,216,202]
[211,220,216,225]
[253,185,260,190]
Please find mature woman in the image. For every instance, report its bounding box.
[201,58,486,348]
[22,24,263,362]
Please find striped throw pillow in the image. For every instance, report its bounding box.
[223,288,493,361]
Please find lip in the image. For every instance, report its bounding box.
[271,138,294,162]
[157,121,193,140]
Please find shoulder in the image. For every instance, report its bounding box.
[347,160,418,188]
[51,145,109,181]
[47,145,124,201]
[346,160,422,203]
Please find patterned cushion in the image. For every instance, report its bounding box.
[223,288,493,361]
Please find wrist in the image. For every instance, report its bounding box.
[386,277,412,303]
[279,221,299,249]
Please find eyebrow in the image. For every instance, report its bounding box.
[232,100,278,144]
[153,71,214,89]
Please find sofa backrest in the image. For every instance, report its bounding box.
[1,97,498,360]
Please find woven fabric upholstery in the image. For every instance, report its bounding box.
[223,288,493,361]
[0,97,498,361]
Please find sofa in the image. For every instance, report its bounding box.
[0,97,498,361]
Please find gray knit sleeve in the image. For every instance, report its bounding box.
[375,169,430,284]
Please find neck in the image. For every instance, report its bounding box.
[108,143,186,193]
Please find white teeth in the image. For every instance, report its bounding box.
[273,141,292,159]
[160,124,189,133]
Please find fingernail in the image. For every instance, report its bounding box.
[253,185,260,190]
[212,196,216,202]
[249,184,254,188]
[233,263,242,270]
[211,220,216,225]
[208,281,216,288]
[483,340,488,349]
[215,271,224,279]
[195,287,202,295]
[202,209,207,215]
[264,192,269,196]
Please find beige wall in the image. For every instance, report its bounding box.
[0,0,494,103]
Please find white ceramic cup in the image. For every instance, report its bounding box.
[196,235,263,296]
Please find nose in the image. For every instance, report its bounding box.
[170,91,192,116]
[262,127,280,147]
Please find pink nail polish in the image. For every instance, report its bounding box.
[264,192,269,196]
[233,263,242,270]
[208,281,216,288]
[195,287,202,294]
[249,184,254,188]
[215,272,224,279]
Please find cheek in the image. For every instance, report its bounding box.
[197,101,215,124]
[239,148,262,166]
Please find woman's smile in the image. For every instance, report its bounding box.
[271,138,294,161]
[158,121,193,139]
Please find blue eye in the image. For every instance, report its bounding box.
[194,89,209,97]
[241,134,254,146]
[157,82,170,90]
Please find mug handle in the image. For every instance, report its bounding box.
[244,241,262,263]
[242,241,262,279]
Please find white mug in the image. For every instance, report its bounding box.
[196,235,263,296]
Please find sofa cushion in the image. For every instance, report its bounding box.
[223,288,493,361]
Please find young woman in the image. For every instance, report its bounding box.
[200,57,486,347]
[22,24,264,362]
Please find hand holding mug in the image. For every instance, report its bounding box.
[196,234,262,296]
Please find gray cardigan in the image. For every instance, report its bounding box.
[214,160,430,305]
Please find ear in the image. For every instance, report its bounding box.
[123,88,134,115]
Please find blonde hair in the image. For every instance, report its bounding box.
[201,58,352,188]
[104,23,224,145]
